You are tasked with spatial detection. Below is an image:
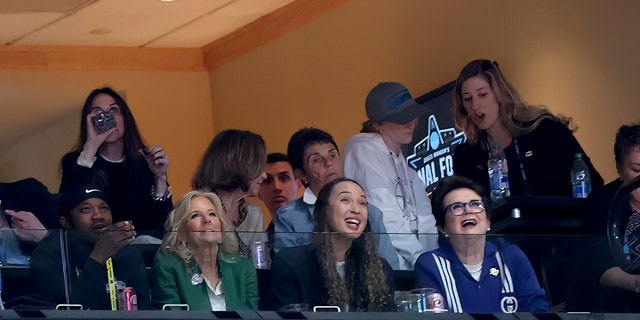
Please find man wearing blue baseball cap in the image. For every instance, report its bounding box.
[344,82,438,270]
[28,186,150,309]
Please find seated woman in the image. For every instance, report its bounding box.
[415,175,548,313]
[192,129,267,258]
[569,124,640,312]
[270,178,394,311]
[151,191,258,311]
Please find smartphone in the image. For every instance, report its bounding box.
[92,109,117,133]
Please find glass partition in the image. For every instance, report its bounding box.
[1,228,638,315]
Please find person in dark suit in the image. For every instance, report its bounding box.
[0,177,60,303]
[0,178,59,246]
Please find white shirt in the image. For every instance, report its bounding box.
[205,276,226,311]
[344,133,438,270]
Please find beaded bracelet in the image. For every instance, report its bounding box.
[151,184,172,202]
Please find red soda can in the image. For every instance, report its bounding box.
[117,287,138,310]
[427,292,445,310]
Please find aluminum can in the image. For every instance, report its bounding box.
[251,241,267,269]
[426,292,445,310]
[117,287,138,310]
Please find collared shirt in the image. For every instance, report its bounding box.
[205,277,226,311]
[302,188,317,206]
[343,132,438,269]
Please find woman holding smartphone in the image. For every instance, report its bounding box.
[59,87,172,234]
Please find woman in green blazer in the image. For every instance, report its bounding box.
[151,191,259,311]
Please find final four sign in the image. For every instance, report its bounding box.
[407,114,466,192]
[404,81,466,193]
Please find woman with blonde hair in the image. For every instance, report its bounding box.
[151,191,258,311]
[452,59,603,196]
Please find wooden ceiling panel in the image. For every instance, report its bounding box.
[147,0,295,48]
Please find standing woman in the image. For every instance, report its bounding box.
[151,191,258,311]
[344,82,438,270]
[415,175,549,313]
[60,87,172,233]
[271,178,394,311]
[452,59,603,196]
[192,129,267,258]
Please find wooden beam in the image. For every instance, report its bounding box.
[0,45,206,72]
[0,0,348,72]
[202,0,349,71]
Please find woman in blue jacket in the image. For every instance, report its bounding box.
[415,175,548,313]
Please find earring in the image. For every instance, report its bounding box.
[487,227,491,232]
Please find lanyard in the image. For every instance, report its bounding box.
[513,138,532,196]
[106,257,117,310]
[389,151,418,234]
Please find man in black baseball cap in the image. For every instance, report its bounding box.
[28,186,150,309]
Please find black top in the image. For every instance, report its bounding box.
[28,230,151,310]
[270,244,395,312]
[0,177,59,231]
[567,179,640,312]
[453,119,604,197]
[60,152,172,233]
[580,179,624,235]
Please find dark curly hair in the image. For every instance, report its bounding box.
[614,124,640,170]
[311,177,391,311]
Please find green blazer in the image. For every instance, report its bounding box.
[151,250,259,311]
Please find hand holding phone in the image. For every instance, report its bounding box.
[92,109,117,133]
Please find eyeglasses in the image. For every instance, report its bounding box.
[444,200,485,216]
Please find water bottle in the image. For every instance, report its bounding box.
[488,142,510,201]
[571,153,591,198]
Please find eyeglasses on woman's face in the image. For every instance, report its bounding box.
[444,199,485,216]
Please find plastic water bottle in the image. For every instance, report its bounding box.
[488,142,510,201]
[571,153,591,198]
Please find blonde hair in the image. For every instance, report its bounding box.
[452,59,569,146]
[160,191,238,262]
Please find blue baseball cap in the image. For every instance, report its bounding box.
[365,82,427,124]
